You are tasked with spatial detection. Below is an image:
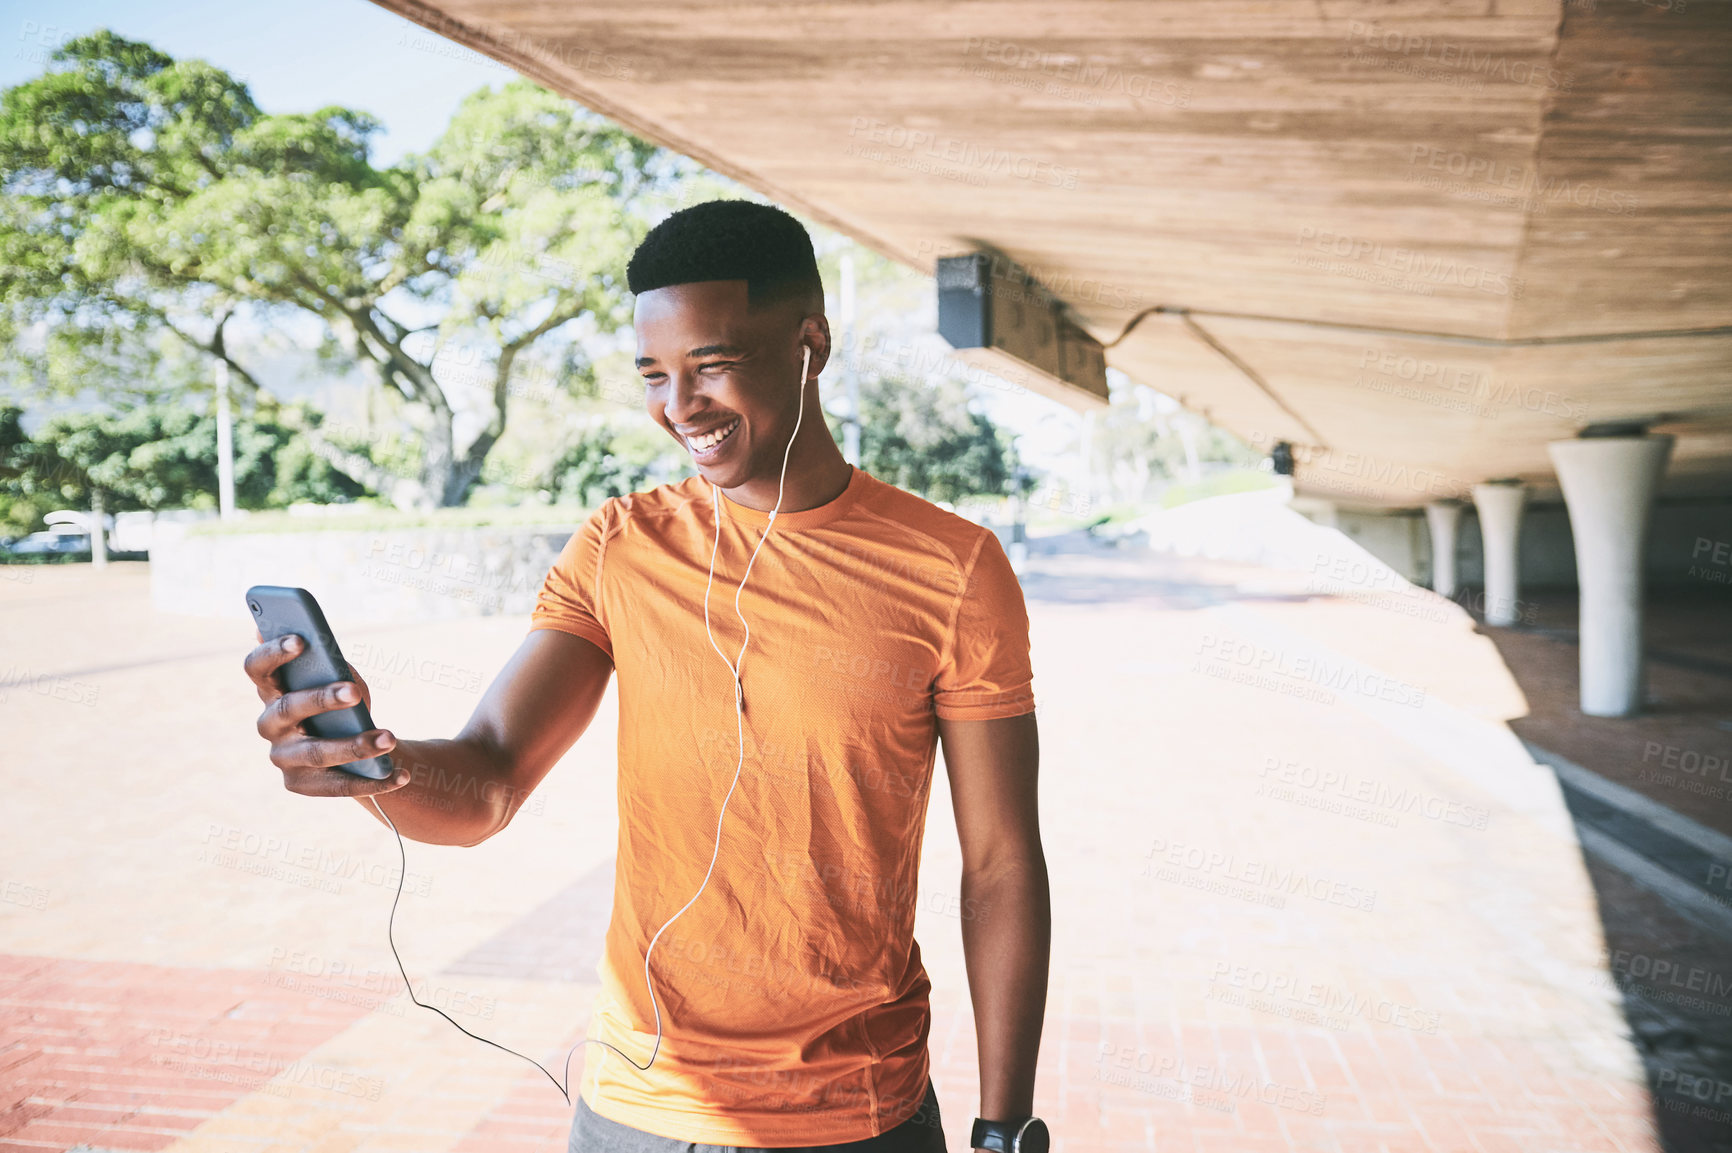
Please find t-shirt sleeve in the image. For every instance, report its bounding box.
[933,529,1036,721]
[529,502,615,658]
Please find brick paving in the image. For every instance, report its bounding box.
[1481,588,1732,841]
[0,554,1677,1151]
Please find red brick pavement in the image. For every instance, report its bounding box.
[0,953,374,1151]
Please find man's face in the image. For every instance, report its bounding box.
[634,279,817,489]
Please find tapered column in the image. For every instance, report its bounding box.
[1547,435,1674,717]
[1424,501,1463,598]
[1472,482,1527,626]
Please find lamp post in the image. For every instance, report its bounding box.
[215,359,236,521]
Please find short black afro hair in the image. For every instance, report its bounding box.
[626,199,823,311]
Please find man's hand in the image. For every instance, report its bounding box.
[244,633,409,797]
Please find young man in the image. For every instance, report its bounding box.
[244,199,1051,1153]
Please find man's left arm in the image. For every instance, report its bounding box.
[938,710,1050,1138]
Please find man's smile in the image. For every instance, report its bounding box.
[683,416,743,460]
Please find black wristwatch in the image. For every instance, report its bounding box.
[970,1116,1050,1153]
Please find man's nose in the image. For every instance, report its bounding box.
[662,370,707,425]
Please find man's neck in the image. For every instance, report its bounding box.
[721,424,854,515]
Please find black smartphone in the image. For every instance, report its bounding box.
[245,585,394,780]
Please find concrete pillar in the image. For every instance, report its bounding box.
[1424,501,1463,598]
[1472,482,1527,626]
[1547,435,1674,717]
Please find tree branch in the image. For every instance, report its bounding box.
[299,425,432,511]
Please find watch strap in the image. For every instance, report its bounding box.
[970,1116,1034,1152]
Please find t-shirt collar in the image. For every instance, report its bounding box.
[714,465,867,531]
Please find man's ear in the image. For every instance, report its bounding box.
[799,315,834,381]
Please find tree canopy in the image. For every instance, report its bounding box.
[831,366,1018,505]
[0,31,680,507]
[0,403,365,537]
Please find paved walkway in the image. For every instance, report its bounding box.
[0,546,1670,1152]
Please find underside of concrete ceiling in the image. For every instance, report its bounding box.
[374,0,1732,507]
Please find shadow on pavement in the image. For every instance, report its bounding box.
[1476,587,1732,1153]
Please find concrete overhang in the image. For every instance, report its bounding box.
[372,0,1732,507]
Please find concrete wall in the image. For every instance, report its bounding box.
[1317,499,1732,593]
[1334,511,1429,585]
[150,521,578,624]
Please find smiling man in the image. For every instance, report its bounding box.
[244,199,1051,1153]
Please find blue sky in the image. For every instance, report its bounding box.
[2,0,504,164]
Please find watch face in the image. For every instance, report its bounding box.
[1016,1118,1051,1153]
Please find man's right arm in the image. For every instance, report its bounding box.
[245,628,614,847]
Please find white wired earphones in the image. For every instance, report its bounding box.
[366,341,814,1102]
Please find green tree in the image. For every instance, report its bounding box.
[834,370,1017,504]
[0,32,677,507]
[547,424,645,507]
[0,402,365,536]
[1089,382,1263,506]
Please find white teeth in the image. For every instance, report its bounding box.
[686,418,740,453]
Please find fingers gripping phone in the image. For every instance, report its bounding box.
[245,585,394,780]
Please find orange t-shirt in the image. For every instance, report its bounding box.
[528,465,1035,1145]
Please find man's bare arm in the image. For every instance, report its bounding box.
[245,628,614,846]
[938,711,1050,1133]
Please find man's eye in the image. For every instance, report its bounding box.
[699,361,736,373]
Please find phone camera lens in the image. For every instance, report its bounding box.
[248,601,261,614]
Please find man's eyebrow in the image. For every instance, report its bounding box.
[636,343,746,369]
